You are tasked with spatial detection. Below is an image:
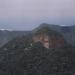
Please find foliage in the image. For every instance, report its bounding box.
[0,43,75,75]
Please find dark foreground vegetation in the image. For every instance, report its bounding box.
[0,42,75,75]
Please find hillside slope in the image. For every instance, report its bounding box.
[0,42,75,75]
[0,23,75,48]
[0,30,30,47]
[1,25,68,50]
[34,23,75,46]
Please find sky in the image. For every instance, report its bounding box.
[0,0,75,30]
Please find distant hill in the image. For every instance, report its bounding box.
[33,23,75,46]
[0,30,30,47]
[0,23,75,48]
[1,24,68,50]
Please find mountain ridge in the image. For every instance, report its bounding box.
[0,23,75,48]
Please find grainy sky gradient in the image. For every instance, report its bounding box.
[0,0,75,30]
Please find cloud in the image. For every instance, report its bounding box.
[0,0,75,19]
[0,0,75,30]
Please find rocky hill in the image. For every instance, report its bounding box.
[1,25,68,50]
[0,24,75,75]
[34,23,75,46]
[0,23,75,48]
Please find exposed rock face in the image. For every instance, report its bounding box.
[32,26,66,49]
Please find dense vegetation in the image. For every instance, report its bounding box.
[0,24,75,75]
[0,42,75,75]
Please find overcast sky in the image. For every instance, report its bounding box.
[0,0,75,30]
